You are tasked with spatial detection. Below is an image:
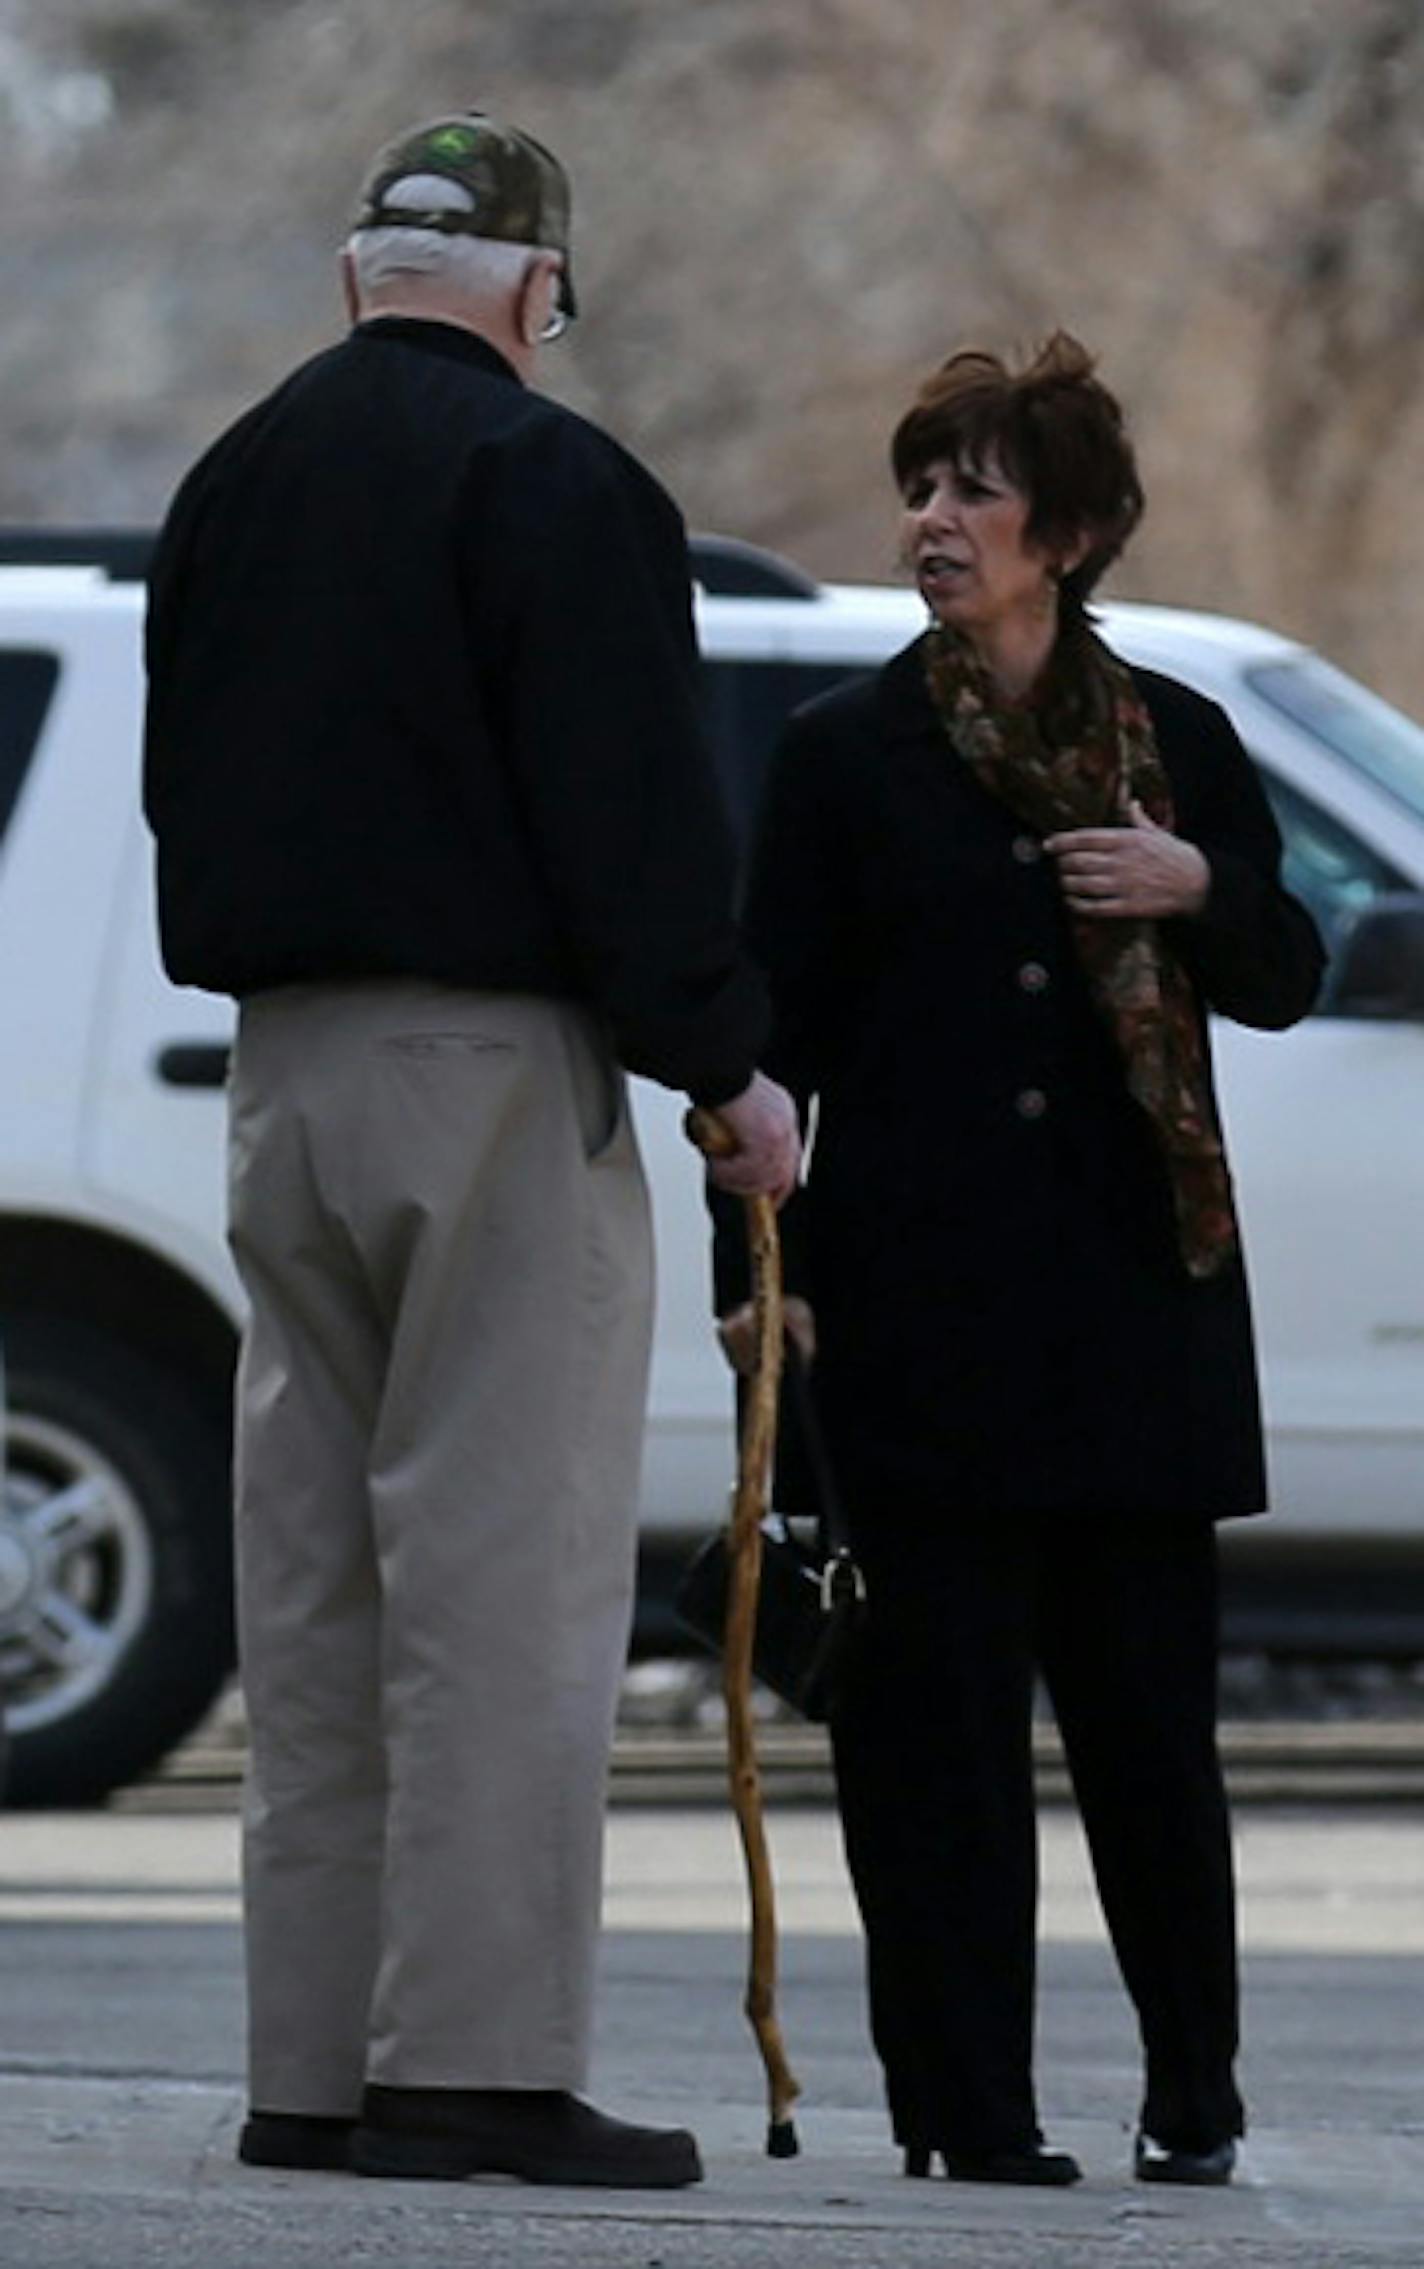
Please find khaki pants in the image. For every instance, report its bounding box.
[227,983,653,2113]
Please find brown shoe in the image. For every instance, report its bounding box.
[350,2087,703,2188]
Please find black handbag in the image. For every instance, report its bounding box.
[675,1340,866,1723]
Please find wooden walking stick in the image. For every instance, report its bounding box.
[686,1105,801,2158]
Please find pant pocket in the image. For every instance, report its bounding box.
[558,1008,624,1163]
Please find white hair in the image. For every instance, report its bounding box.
[345,173,555,305]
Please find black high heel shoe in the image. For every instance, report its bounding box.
[902,2141,1082,2186]
[1134,2131,1236,2185]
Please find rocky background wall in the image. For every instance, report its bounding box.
[4,0,1423,708]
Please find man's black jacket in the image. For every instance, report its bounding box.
[143,318,765,1101]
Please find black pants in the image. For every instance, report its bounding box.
[830,1508,1244,2158]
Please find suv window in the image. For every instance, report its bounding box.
[1261,771,1407,1001]
[0,650,59,846]
[700,659,861,857]
[1249,655,1424,830]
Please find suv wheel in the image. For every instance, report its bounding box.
[0,1316,234,1806]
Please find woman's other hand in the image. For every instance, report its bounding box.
[716,1295,817,1376]
[1045,800,1210,920]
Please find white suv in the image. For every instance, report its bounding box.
[2,531,1423,1804]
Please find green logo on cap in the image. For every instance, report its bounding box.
[426,125,479,160]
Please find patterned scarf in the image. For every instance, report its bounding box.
[922,621,1238,1280]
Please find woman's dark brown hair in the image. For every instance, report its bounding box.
[890,331,1144,614]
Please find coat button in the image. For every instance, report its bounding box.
[1011,834,1042,864]
[1017,961,1049,994]
[1015,1086,1048,1120]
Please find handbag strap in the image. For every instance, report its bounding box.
[781,1334,853,1560]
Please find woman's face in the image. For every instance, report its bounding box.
[900,452,1059,640]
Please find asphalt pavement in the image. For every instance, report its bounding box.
[0,1803,1422,2267]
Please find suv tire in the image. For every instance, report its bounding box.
[0,1315,234,1806]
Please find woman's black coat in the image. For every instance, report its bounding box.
[714,634,1326,1526]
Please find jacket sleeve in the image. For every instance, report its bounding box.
[142,459,209,830]
[462,418,765,1101]
[1156,685,1327,1029]
[710,698,862,1312]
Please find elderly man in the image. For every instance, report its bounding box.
[143,110,797,2190]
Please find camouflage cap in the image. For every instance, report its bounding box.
[353,111,576,317]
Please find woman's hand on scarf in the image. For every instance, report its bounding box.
[717,1295,817,1377]
[1045,799,1210,920]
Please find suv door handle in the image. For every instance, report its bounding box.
[154,1042,231,1088]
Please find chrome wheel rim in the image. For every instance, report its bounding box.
[0,1411,154,1732]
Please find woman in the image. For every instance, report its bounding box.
[715,335,1324,2188]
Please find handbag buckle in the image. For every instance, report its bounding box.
[819,1546,867,1612]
